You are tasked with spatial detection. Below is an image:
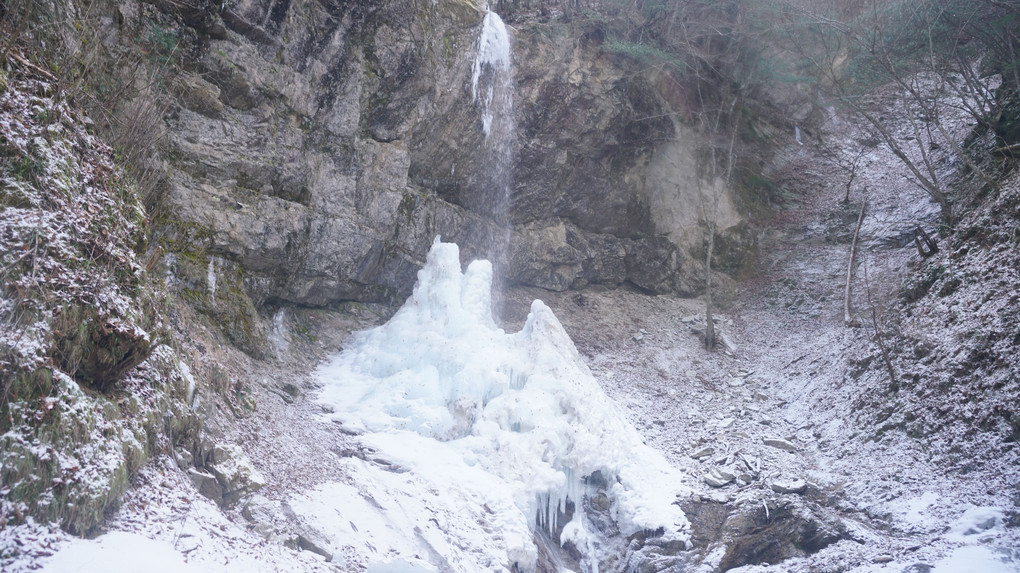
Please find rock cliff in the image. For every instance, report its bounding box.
[99,0,760,344]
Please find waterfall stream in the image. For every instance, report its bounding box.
[471,10,513,144]
[470,9,515,301]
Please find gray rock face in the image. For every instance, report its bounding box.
[188,468,223,505]
[118,0,758,345]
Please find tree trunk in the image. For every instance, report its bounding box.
[705,223,715,350]
[844,201,866,326]
[863,262,897,390]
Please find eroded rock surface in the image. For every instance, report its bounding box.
[101,0,761,335]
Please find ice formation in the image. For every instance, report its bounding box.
[471,10,512,137]
[314,239,689,572]
[206,257,217,298]
[270,307,288,356]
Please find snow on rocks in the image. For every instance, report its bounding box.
[310,238,691,572]
[183,444,267,508]
[762,437,798,452]
[770,478,807,495]
[704,468,736,488]
[0,62,202,540]
[186,468,222,505]
[206,444,267,506]
[5,460,333,573]
[690,446,715,459]
[946,506,1007,542]
[704,491,732,504]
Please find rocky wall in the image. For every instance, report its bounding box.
[107,0,757,332]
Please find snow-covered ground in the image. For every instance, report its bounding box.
[5,90,1019,573]
[8,216,1017,573]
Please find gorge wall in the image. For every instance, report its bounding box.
[6,1,1020,567]
[96,0,763,349]
[2,0,775,538]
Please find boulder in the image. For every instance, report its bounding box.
[704,468,736,488]
[176,448,194,470]
[242,494,286,540]
[690,446,714,460]
[280,501,336,562]
[706,491,732,504]
[763,437,798,452]
[188,468,223,506]
[207,443,267,506]
[771,479,808,494]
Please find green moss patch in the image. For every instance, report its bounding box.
[1,59,198,535]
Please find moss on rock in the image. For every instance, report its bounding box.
[0,58,199,535]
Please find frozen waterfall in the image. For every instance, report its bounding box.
[309,239,690,572]
[468,8,516,312]
[472,10,513,139]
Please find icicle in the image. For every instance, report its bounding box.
[471,12,511,103]
[270,308,288,356]
[503,367,528,390]
[206,257,217,298]
[546,493,553,535]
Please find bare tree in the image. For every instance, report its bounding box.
[818,140,867,203]
[862,258,897,389]
[664,1,768,351]
[700,97,741,350]
[779,0,1018,227]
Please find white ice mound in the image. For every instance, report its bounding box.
[316,239,689,571]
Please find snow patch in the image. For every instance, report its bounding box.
[932,545,1020,573]
[946,506,1006,542]
[39,532,195,573]
[884,491,940,531]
